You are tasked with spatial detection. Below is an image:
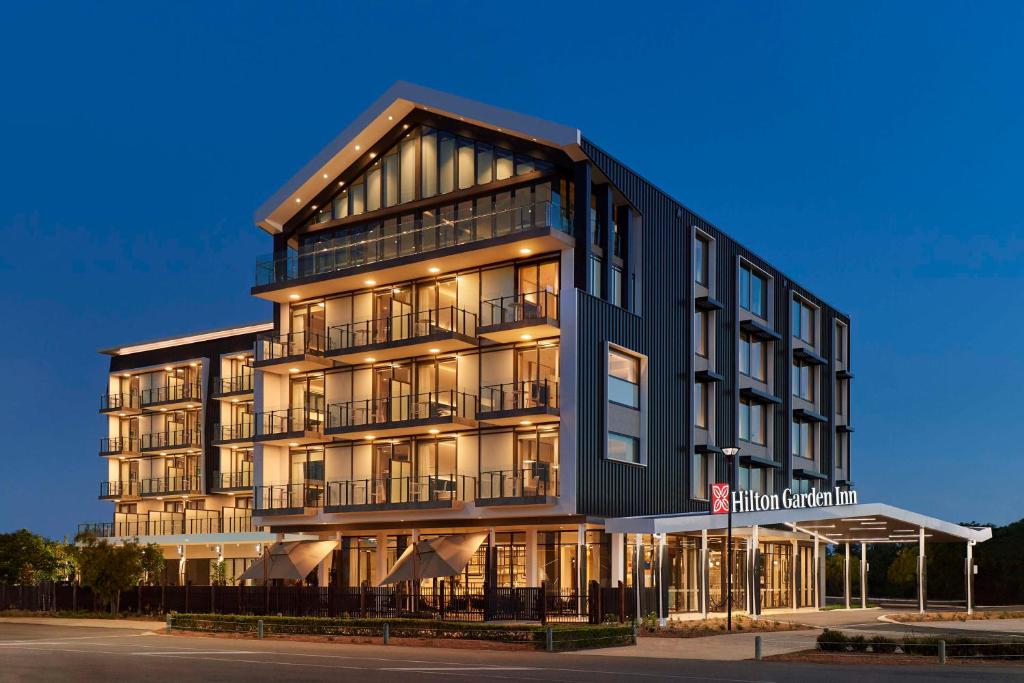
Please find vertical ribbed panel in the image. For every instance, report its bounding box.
[580,138,850,515]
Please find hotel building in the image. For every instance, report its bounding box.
[84,82,988,615]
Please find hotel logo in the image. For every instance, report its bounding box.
[711,483,730,514]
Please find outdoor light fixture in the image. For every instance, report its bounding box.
[289,293,301,300]
[428,348,441,354]
[720,446,741,631]
[428,267,440,274]
[364,279,376,286]
[519,248,532,255]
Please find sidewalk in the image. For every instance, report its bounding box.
[0,616,164,630]
[578,629,822,661]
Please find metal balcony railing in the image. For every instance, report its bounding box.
[256,329,326,362]
[99,392,140,412]
[478,467,558,500]
[326,474,475,508]
[254,483,324,512]
[327,306,477,352]
[326,390,476,430]
[140,429,202,451]
[479,379,559,413]
[255,200,573,288]
[140,474,201,496]
[214,422,256,442]
[77,514,255,538]
[480,290,559,327]
[140,382,202,406]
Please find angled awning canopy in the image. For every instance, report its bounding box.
[254,81,582,235]
[238,540,337,582]
[606,503,992,545]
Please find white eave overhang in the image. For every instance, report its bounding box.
[99,321,273,356]
[605,502,993,544]
[253,81,583,234]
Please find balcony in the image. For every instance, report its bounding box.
[99,436,141,457]
[254,483,324,516]
[213,422,256,446]
[213,372,255,400]
[477,379,559,426]
[326,306,477,364]
[252,406,324,445]
[98,479,140,500]
[476,467,558,507]
[324,474,475,513]
[99,392,141,415]
[211,470,254,493]
[254,330,332,374]
[140,429,202,454]
[140,382,202,411]
[478,290,559,343]
[140,474,202,497]
[252,200,575,303]
[77,513,255,538]
[325,390,477,440]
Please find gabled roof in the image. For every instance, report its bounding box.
[254,81,582,234]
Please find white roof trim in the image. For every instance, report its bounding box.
[253,81,581,234]
[605,502,993,543]
[100,321,273,356]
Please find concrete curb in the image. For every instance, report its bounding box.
[0,617,164,630]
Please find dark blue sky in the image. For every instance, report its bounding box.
[2,2,1021,538]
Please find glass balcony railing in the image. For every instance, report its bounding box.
[140,429,202,451]
[479,379,559,414]
[255,483,324,512]
[212,470,254,490]
[99,436,141,455]
[254,200,573,288]
[326,474,475,508]
[99,479,139,499]
[253,406,324,438]
[77,513,255,538]
[214,422,256,442]
[255,330,326,362]
[478,467,558,500]
[99,392,140,412]
[140,382,202,407]
[140,473,202,496]
[327,306,477,352]
[326,391,476,430]
[480,289,559,327]
[216,372,254,395]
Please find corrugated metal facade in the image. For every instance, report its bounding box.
[579,138,851,518]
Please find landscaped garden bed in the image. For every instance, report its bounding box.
[640,614,809,638]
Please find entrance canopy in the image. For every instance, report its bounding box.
[606,502,992,544]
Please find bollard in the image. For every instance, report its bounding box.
[383,622,390,645]
[545,626,554,653]
[165,615,172,634]
[754,635,762,661]
[632,623,638,645]
[257,619,264,640]
[938,640,946,665]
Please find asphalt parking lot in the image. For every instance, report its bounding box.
[0,621,1021,683]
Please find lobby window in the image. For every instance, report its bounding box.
[792,362,815,402]
[739,263,767,318]
[739,332,766,381]
[695,382,708,430]
[607,433,639,464]
[739,465,772,496]
[695,235,709,286]
[791,420,815,459]
[692,452,713,500]
[792,297,815,344]
[738,398,766,445]
[695,311,708,357]
[608,349,640,408]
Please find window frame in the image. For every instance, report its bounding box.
[603,343,648,466]
[792,296,816,345]
[607,432,640,465]
[739,262,768,318]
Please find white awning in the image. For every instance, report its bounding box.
[605,502,992,544]
[238,540,337,582]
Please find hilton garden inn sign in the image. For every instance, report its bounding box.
[712,484,859,515]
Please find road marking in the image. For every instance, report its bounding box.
[385,667,538,671]
[134,650,259,656]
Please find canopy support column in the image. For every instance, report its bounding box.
[843,542,850,609]
[966,540,975,616]
[813,535,821,610]
[700,529,708,618]
[860,542,868,609]
[525,527,538,587]
[918,527,926,614]
[375,532,388,586]
[749,525,760,618]
[611,533,625,585]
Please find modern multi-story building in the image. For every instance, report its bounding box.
[84,82,987,614]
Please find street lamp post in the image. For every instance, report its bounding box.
[721,446,740,632]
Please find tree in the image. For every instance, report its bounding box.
[75,533,147,614]
[139,545,165,586]
[211,560,228,586]
[0,530,57,584]
[886,546,919,597]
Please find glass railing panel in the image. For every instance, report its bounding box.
[478,467,558,499]
[326,391,476,429]
[326,306,477,352]
[480,290,559,327]
[478,379,559,413]
[326,474,475,507]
